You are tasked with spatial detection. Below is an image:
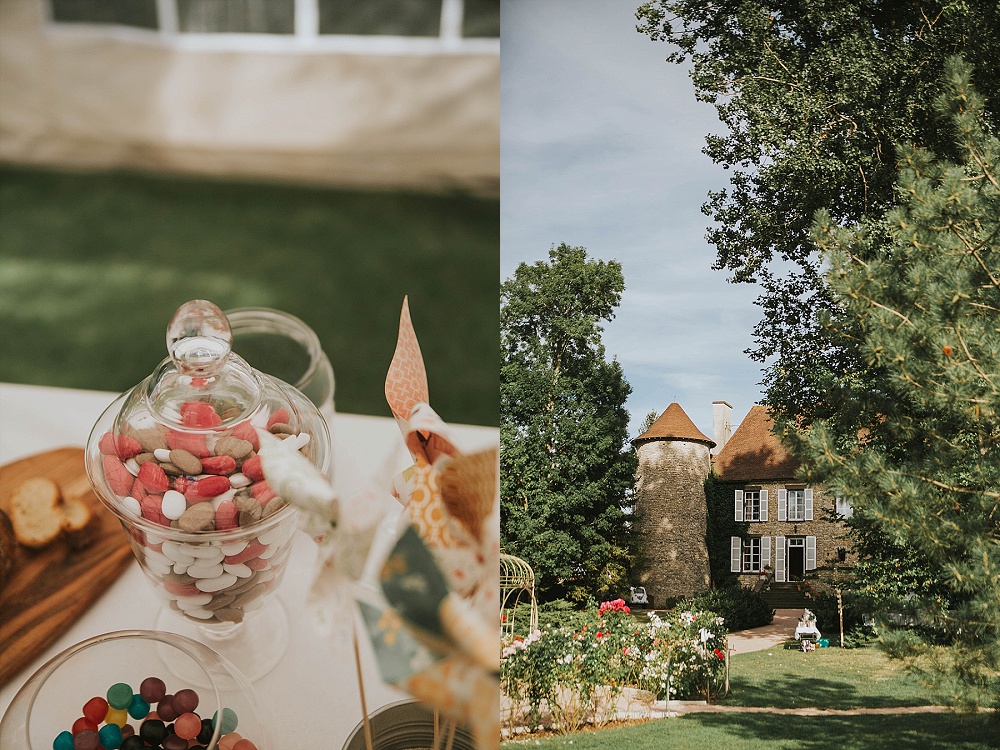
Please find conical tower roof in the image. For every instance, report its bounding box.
[712,405,799,480]
[632,403,715,448]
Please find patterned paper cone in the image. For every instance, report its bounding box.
[385,297,429,425]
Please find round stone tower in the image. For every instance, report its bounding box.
[631,403,714,605]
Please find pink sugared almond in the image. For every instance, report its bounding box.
[231,421,259,452]
[201,455,237,475]
[250,480,275,505]
[215,501,238,531]
[104,455,135,497]
[98,432,143,460]
[138,462,170,494]
[190,475,231,499]
[180,401,222,429]
[241,455,264,482]
[131,477,149,502]
[266,408,290,429]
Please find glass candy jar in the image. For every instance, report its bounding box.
[85,300,332,678]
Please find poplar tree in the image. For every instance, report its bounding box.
[797,58,1000,709]
[501,244,636,602]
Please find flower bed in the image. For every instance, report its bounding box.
[501,600,728,733]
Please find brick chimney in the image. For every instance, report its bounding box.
[712,401,732,456]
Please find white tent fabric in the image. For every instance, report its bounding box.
[0,0,499,191]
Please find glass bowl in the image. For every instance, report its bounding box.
[0,630,274,750]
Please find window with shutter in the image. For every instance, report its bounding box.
[787,489,805,521]
[742,537,762,572]
[836,496,853,518]
[760,535,771,568]
[730,537,742,573]
[759,489,769,521]
[806,536,817,570]
[804,488,814,521]
[775,535,786,582]
[777,489,787,521]
[734,490,744,522]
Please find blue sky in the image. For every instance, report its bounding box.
[500,0,769,440]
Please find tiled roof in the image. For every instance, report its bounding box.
[632,403,715,447]
[712,405,799,481]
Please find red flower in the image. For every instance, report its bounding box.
[596,631,604,639]
[714,648,725,660]
[598,598,631,615]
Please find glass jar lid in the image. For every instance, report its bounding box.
[87,300,331,537]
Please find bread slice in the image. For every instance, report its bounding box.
[61,495,96,550]
[0,508,15,590]
[10,477,64,548]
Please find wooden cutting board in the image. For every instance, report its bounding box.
[0,447,134,688]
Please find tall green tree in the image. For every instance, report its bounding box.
[794,59,1000,709]
[637,0,1000,425]
[501,244,637,602]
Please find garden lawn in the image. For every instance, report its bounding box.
[501,713,997,750]
[722,646,940,709]
[0,166,499,426]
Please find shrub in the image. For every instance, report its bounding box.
[811,590,866,636]
[501,600,728,733]
[842,624,876,649]
[504,598,591,637]
[685,586,774,631]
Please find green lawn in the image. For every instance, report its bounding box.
[503,713,997,750]
[0,166,499,426]
[722,646,940,709]
[502,648,1000,749]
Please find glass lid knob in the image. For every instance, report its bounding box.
[166,300,233,377]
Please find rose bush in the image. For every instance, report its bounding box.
[501,601,728,733]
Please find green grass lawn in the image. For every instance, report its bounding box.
[503,648,999,749]
[0,166,498,426]
[503,713,997,750]
[722,646,940,709]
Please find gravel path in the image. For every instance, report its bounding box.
[660,702,952,716]
[727,608,805,654]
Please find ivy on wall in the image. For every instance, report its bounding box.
[704,473,748,588]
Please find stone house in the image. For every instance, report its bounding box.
[632,401,853,606]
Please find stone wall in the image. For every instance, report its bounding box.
[722,480,854,587]
[633,439,712,604]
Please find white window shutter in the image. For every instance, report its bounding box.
[778,489,787,521]
[760,535,771,569]
[775,536,786,582]
[731,536,742,573]
[760,489,769,521]
[805,488,814,521]
[806,536,817,570]
[734,490,744,522]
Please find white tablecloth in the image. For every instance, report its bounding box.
[795,624,822,641]
[0,382,498,747]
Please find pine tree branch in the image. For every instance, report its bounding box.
[858,294,914,326]
[953,326,996,388]
[918,476,1000,501]
[952,225,1000,290]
